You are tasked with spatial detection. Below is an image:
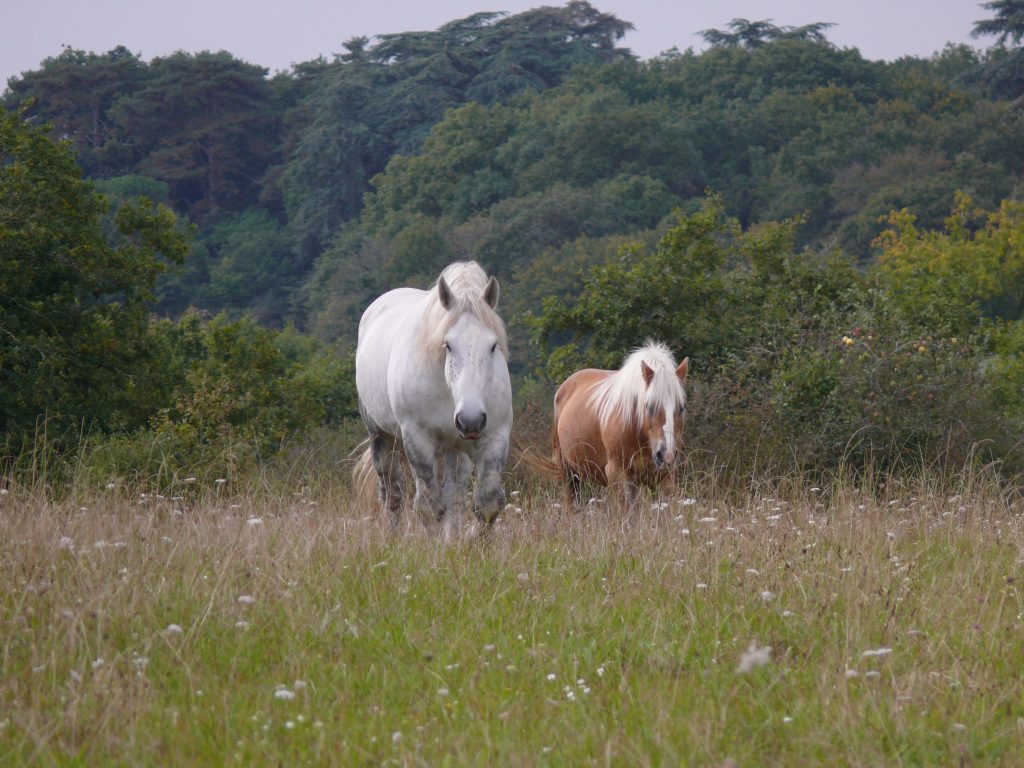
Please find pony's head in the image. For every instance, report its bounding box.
[421,262,508,440]
[590,341,689,469]
[639,354,689,469]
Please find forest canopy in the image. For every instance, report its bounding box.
[3,1,1023,480]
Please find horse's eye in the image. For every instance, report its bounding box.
[490,342,497,354]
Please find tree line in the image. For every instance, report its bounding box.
[3,1,1023,481]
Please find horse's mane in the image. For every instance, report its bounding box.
[418,261,508,361]
[588,341,686,428]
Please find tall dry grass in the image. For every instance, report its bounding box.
[1,464,1023,765]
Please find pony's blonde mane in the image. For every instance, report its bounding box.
[588,341,686,428]
[418,261,508,361]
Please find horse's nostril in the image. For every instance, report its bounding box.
[455,411,486,436]
[655,449,665,464]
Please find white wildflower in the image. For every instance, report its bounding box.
[736,641,772,674]
[58,536,73,550]
[165,623,184,635]
[862,648,893,658]
[238,595,256,605]
[274,688,296,701]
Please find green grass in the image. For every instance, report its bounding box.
[1,477,1022,765]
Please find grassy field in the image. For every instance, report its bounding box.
[1,471,1023,766]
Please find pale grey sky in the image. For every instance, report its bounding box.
[3,1,990,87]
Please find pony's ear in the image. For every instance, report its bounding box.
[438,276,454,310]
[482,276,500,308]
[676,357,689,382]
[641,361,655,387]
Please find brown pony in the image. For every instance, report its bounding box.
[552,342,688,505]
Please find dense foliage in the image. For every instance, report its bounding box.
[0,110,355,478]
[3,2,1024,480]
[529,194,1024,474]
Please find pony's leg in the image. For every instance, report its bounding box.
[440,450,472,540]
[402,429,444,526]
[605,460,637,510]
[472,439,508,525]
[370,433,405,528]
[658,472,675,498]
[565,470,582,508]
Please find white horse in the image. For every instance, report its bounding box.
[355,261,513,537]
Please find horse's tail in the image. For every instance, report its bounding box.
[351,440,378,512]
[520,420,564,480]
[520,447,563,479]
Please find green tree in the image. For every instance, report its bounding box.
[3,46,151,177]
[874,193,1024,330]
[966,0,1024,98]
[0,109,189,438]
[699,19,835,49]
[278,2,635,258]
[111,51,278,221]
[972,1,1024,45]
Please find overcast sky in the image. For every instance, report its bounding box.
[3,1,990,87]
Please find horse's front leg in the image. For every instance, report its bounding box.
[658,471,675,498]
[440,450,472,540]
[402,429,444,527]
[472,435,509,526]
[605,459,638,510]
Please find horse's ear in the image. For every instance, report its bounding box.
[676,357,689,382]
[641,361,655,387]
[438,276,454,310]
[482,276,499,308]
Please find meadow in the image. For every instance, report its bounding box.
[2,465,1023,766]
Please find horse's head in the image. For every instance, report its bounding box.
[640,356,689,470]
[438,274,504,440]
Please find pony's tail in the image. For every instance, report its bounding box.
[519,447,563,479]
[519,421,564,480]
[351,441,378,513]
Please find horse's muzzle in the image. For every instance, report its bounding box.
[653,447,675,469]
[455,411,486,440]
